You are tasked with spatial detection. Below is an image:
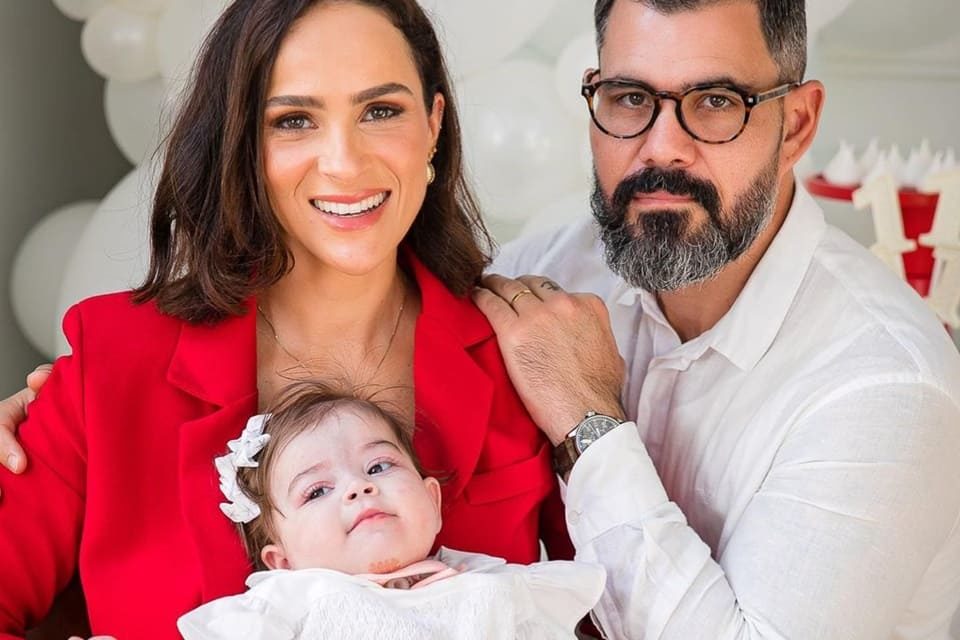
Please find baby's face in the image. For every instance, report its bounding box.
[261,408,441,573]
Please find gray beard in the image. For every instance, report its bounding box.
[590,156,780,293]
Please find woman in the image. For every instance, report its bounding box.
[0,1,570,637]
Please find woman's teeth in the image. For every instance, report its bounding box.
[311,192,387,216]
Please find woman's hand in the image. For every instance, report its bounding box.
[0,364,52,477]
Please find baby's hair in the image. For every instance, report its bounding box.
[234,380,417,570]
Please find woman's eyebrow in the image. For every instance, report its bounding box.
[264,83,413,110]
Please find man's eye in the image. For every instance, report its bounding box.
[613,92,650,109]
[367,461,395,475]
[698,93,736,110]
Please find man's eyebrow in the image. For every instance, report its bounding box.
[265,83,414,110]
[600,74,747,91]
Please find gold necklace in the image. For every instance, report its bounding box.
[257,281,407,376]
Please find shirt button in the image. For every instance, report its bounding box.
[568,510,581,526]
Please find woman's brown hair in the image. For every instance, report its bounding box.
[236,381,418,570]
[135,0,492,323]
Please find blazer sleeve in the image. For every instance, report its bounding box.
[0,304,88,637]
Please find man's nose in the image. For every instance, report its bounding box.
[634,100,697,170]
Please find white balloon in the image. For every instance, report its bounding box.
[52,0,108,22]
[55,165,158,356]
[11,201,97,358]
[105,76,169,164]
[421,0,560,78]
[816,0,959,50]
[806,0,855,36]
[459,59,590,222]
[81,4,160,82]
[554,31,597,121]
[112,0,172,15]
[526,0,595,59]
[156,0,231,82]
[520,189,592,238]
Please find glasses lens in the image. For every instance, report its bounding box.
[680,88,747,143]
[592,83,656,137]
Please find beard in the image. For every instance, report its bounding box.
[590,155,780,293]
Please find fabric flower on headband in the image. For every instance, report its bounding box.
[215,413,271,524]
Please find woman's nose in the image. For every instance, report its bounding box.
[316,126,366,179]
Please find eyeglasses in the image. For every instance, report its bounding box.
[581,69,798,144]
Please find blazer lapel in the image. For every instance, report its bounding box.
[409,256,495,506]
[168,301,259,600]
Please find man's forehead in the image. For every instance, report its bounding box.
[598,0,778,89]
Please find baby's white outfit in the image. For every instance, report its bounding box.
[177,547,605,639]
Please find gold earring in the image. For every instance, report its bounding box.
[426,146,438,185]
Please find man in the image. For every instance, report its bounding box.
[475,1,960,638]
[3,1,960,638]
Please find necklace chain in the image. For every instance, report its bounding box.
[257,281,407,377]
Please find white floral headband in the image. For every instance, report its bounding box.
[215,413,271,524]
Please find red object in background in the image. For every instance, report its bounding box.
[806,174,941,297]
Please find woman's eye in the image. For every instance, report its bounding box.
[363,105,402,122]
[274,114,312,130]
[306,485,332,501]
[367,460,394,475]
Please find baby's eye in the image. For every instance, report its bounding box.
[367,461,395,475]
[306,485,333,501]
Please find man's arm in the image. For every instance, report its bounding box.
[474,274,960,639]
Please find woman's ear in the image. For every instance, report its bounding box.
[429,92,446,148]
[261,543,291,571]
[779,80,825,176]
[423,476,443,533]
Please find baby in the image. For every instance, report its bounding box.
[177,383,604,639]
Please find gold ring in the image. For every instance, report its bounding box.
[509,289,534,306]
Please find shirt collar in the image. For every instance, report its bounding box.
[709,182,826,370]
[612,182,826,370]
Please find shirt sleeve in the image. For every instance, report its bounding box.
[566,382,960,639]
[0,305,88,637]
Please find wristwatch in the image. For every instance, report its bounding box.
[552,411,623,478]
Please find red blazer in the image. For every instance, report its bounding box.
[0,256,571,639]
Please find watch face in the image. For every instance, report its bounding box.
[574,414,620,454]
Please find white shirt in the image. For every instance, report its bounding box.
[493,185,960,639]
[177,548,605,640]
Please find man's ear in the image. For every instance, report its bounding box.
[261,543,291,571]
[423,476,443,534]
[780,80,825,176]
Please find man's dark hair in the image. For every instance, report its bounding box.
[594,0,807,82]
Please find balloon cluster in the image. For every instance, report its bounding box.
[12,0,855,358]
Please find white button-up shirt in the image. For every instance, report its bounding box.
[493,185,960,639]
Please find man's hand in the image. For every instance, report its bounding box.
[473,274,626,445]
[0,364,52,479]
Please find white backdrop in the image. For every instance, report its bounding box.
[8,0,960,360]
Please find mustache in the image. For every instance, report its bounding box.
[609,168,721,221]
